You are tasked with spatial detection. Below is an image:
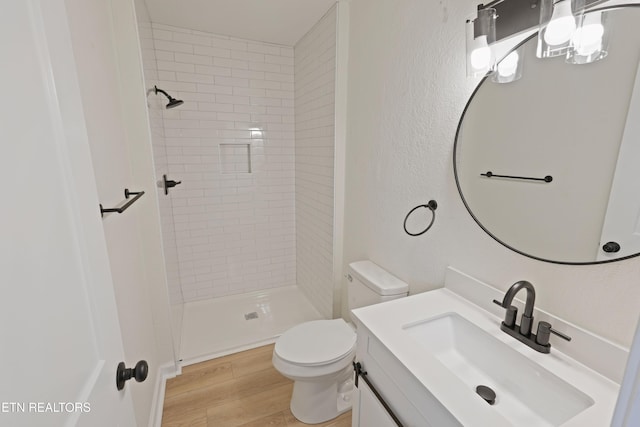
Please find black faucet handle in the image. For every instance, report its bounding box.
[536,321,572,346]
[550,326,572,342]
[492,299,505,307]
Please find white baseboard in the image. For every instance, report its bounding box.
[180,338,277,367]
[149,361,180,427]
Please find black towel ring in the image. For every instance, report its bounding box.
[403,200,438,237]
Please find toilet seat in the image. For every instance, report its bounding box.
[275,319,356,367]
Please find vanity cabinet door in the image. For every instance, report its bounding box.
[353,327,461,426]
[353,380,398,427]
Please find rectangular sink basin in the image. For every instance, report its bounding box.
[403,313,594,427]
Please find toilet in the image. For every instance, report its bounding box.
[272,260,409,424]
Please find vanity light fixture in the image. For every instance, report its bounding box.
[466,0,609,81]
[567,10,608,64]
[466,7,497,77]
[537,0,584,58]
[492,46,524,83]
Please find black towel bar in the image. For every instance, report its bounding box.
[100,189,145,217]
[353,362,404,426]
[481,171,553,183]
[403,200,438,237]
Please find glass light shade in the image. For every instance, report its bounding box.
[567,11,609,64]
[537,0,585,58]
[466,8,497,77]
[492,46,524,84]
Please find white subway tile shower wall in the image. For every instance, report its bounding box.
[294,6,337,319]
[145,23,296,301]
[219,143,252,174]
[138,22,184,305]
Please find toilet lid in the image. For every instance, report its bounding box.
[275,319,356,367]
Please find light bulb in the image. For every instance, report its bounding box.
[544,1,576,46]
[498,51,519,78]
[466,8,496,77]
[470,35,491,70]
[572,13,604,56]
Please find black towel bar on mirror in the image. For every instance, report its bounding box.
[480,171,553,183]
[100,189,145,217]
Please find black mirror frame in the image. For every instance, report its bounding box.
[453,4,640,266]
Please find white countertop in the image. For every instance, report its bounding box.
[351,287,620,426]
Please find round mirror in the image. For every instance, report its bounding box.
[454,5,640,264]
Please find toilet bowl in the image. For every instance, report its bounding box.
[272,260,409,424]
[272,319,356,424]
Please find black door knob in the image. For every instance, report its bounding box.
[116,360,148,391]
[602,241,621,253]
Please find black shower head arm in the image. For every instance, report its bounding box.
[154,85,174,101]
[153,85,184,109]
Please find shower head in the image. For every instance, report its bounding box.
[154,85,184,109]
[166,98,184,109]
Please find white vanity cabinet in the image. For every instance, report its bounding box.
[349,269,623,427]
[351,323,462,427]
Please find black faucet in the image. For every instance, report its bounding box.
[493,281,571,353]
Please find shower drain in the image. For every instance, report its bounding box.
[244,311,259,320]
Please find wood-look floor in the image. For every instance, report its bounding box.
[162,344,352,427]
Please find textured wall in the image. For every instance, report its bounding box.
[344,0,640,348]
[294,5,337,319]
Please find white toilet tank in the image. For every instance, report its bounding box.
[347,260,409,312]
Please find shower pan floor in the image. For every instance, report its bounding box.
[179,286,324,365]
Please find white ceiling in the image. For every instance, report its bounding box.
[143,0,337,46]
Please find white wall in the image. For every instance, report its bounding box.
[343,0,640,349]
[295,5,338,319]
[143,24,297,302]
